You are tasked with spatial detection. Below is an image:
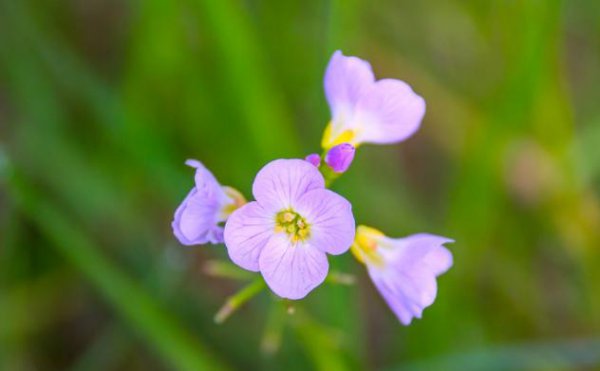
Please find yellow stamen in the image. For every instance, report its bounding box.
[219,186,247,219]
[321,121,357,149]
[274,209,311,242]
[351,225,386,267]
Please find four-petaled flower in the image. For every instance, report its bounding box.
[322,50,426,149]
[172,51,454,325]
[224,159,355,299]
[351,226,453,325]
[172,160,245,245]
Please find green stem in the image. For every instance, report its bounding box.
[203,260,255,281]
[214,278,266,324]
[319,161,342,188]
[325,271,356,286]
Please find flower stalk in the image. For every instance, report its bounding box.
[319,158,342,187]
[325,271,356,286]
[203,260,255,281]
[214,277,266,324]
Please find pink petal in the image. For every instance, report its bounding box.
[252,159,325,213]
[369,270,436,325]
[369,234,453,325]
[294,189,355,255]
[223,202,274,272]
[186,159,227,202]
[380,234,454,276]
[172,159,229,246]
[258,234,329,300]
[324,50,375,123]
[354,79,426,145]
[172,188,223,245]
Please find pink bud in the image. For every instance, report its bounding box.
[325,143,355,173]
[305,153,321,167]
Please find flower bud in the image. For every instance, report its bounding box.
[305,153,321,167]
[325,143,355,173]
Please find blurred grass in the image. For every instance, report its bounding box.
[5,166,227,371]
[1,0,599,370]
[397,337,600,371]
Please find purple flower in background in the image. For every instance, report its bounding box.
[173,160,245,245]
[322,50,426,149]
[224,159,355,299]
[351,226,453,325]
[325,143,355,173]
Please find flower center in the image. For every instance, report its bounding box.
[274,209,310,242]
[350,225,385,267]
[218,186,246,221]
[321,121,356,149]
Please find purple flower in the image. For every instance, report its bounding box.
[322,50,426,149]
[305,153,321,167]
[172,160,245,245]
[224,159,355,299]
[325,143,355,173]
[351,226,453,325]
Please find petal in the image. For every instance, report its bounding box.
[353,79,426,145]
[186,159,229,203]
[368,270,434,325]
[294,189,355,255]
[259,234,329,300]
[172,188,223,245]
[252,159,325,213]
[368,234,453,325]
[223,202,274,272]
[324,50,375,122]
[380,234,454,276]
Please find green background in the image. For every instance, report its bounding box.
[1,0,600,370]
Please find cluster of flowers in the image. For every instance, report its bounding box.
[173,51,453,325]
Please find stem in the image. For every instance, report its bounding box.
[319,160,342,188]
[214,278,266,324]
[203,260,255,281]
[325,271,356,286]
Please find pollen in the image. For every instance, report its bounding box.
[275,209,310,242]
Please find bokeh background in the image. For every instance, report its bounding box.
[1,0,600,370]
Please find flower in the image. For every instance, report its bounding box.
[351,225,453,325]
[172,160,245,245]
[224,159,355,299]
[325,143,355,173]
[322,50,426,149]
